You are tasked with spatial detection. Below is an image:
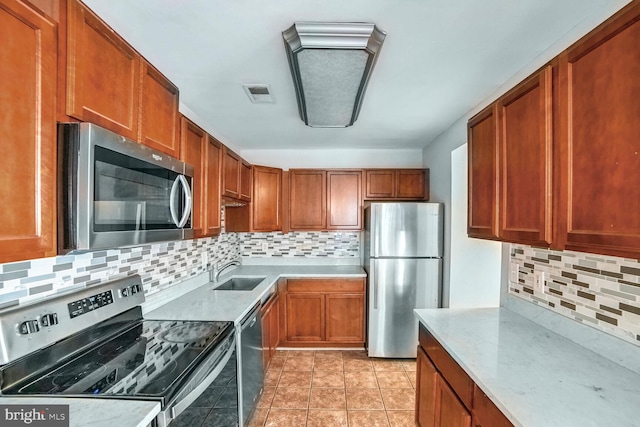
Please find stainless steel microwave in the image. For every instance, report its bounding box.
[58,123,194,253]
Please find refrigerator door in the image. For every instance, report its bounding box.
[367,258,441,358]
[370,203,443,258]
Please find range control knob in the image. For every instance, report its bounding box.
[18,320,40,335]
[121,286,131,297]
[40,313,58,327]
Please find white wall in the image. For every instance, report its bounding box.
[240,149,424,169]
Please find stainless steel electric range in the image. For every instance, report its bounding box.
[0,275,236,427]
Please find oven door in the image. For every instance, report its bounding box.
[156,331,236,427]
[60,123,194,251]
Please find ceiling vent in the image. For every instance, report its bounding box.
[243,84,275,103]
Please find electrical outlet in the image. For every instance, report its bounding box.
[201,251,209,267]
[533,271,545,293]
[261,242,269,251]
[510,262,519,283]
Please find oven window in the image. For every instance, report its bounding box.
[93,146,190,231]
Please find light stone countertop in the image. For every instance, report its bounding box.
[0,397,159,427]
[414,307,640,427]
[146,265,366,325]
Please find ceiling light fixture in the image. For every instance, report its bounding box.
[282,22,386,128]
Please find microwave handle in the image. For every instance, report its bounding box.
[170,175,193,228]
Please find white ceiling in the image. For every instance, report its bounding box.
[84,0,627,152]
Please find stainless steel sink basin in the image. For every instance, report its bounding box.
[214,276,265,291]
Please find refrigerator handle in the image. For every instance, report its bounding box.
[373,260,379,309]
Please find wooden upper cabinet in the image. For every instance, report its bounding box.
[240,160,252,202]
[0,0,57,263]
[365,169,395,198]
[397,169,429,199]
[364,169,429,200]
[139,61,180,157]
[253,166,282,231]
[327,170,362,230]
[204,135,223,236]
[289,170,327,230]
[180,117,206,238]
[222,147,241,199]
[66,0,140,140]
[556,1,640,258]
[498,66,553,246]
[468,104,499,240]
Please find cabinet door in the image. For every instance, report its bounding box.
[327,170,362,230]
[253,166,282,231]
[285,293,324,342]
[139,60,180,157]
[0,0,57,263]
[325,293,365,343]
[472,385,513,427]
[261,302,272,369]
[416,347,437,427]
[240,161,252,202]
[556,2,640,258]
[397,169,429,200]
[222,148,241,199]
[269,293,280,356]
[435,376,471,427]
[289,170,326,230]
[468,104,499,239]
[204,135,222,236]
[180,118,206,238]
[66,0,140,140]
[365,169,396,199]
[498,67,552,246]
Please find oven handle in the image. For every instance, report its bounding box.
[169,174,193,229]
[168,334,235,421]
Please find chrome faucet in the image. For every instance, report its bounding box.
[214,260,240,281]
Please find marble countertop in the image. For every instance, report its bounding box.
[146,265,366,324]
[0,397,159,427]
[414,307,640,427]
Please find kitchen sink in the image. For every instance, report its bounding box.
[213,276,265,291]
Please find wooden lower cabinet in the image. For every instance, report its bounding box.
[261,292,280,369]
[416,324,513,427]
[281,278,365,347]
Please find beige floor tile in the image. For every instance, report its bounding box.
[277,371,312,388]
[348,410,390,427]
[313,357,344,371]
[408,373,417,389]
[346,388,384,410]
[375,371,412,388]
[344,358,374,371]
[312,370,345,388]
[344,370,378,388]
[342,350,369,360]
[264,409,308,427]
[314,350,344,360]
[381,388,416,410]
[247,407,269,427]
[284,356,314,371]
[401,360,417,372]
[264,368,282,387]
[372,359,406,372]
[256,386,276,408]
[287,350,316,358]
[387,410,417,427]
[270,387,310,409]
[268,357,286,370]
[273,349,289,357]
[309,387,346,409]
[307,410,348,427]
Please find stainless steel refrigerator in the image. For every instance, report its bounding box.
[364,202,443,358]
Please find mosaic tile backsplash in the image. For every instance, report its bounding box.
[510,244,640,347]
[0,233,241,310]
[237,231,360,258]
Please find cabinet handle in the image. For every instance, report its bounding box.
[170,175,193,228]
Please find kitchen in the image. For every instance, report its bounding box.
[2,0,640,426]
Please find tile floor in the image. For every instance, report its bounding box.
[248,350,417,427]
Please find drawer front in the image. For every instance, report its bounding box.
[286,278,365,293]
[419,325,474,410]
